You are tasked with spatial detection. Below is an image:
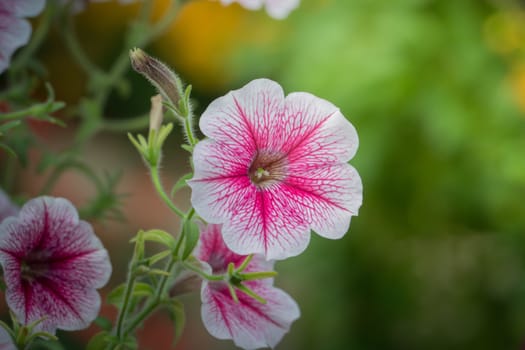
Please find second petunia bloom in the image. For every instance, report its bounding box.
[0,196,112,333]
[195,223,300,349]
[189,78,362,260]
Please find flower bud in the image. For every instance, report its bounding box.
[130,48,183,108]
[149,94,164,133]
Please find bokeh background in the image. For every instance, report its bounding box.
[4,0,525,349]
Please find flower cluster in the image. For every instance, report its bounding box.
[0,0,362,349]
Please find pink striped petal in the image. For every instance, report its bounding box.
[0,197,111,333]
[0,0,45,73]
[0,189,18,223]
[194,223,274,276]
[201,281,299,349]
[190,78,362,260]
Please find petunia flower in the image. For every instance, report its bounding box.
[0,196,112,333]
[0,0,46,73]
[189,78,362,260]
[219,0,300,19]
[0,188,18,224]
[195,223,300,349]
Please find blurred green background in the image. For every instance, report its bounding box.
[16,0,525,349]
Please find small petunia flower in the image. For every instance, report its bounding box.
[0,188,18,224]
[0,0,46,73]
[189,78,362,260]
[0,196,112,333]
[219,0,300,19]
[195,224,300,349]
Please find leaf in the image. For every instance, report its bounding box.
[0,120,21,133]
[142,229,176,249]
[86,331,112,350]
[107,282,155,306]
[94,316,113,331]
[182,219,199,260]
[164,299,185,347]
[170,172,193,197]
[0,143,17,158]
[148,249,171,266]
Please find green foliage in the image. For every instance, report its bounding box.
[224,0,525,349]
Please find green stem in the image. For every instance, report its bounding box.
[122,256,178,337]
[182,261,224,281]
[115,271,137,340]
[183,114,197,147]
[149,165,185,218]
[173,207,195,257]
[62,14,103,76]
[101,113,150,132]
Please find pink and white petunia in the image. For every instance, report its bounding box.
[0,0,45,73]
[219,0,300,19]
[195,223,300,349]
[0,188,18,223]
[0,196,112,333]
[189,78,362,260]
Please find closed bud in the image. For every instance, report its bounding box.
[130,48,183,109]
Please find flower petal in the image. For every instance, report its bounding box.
[220,0,264,10]
[201,281,300,350]
[283,163,363,239]
[0,0,45,73]
[195,223,274,274]
[0,189,18,223]
[264,0,300,19]
[199,78,285,154]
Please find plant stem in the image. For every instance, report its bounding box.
[122,256,179,337]
[182,262,224,281]
[101,113,150,132]
[150,165,185,218]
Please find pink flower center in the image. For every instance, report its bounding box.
[248,150,288,189]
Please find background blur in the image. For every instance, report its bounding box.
[7,0,525,349]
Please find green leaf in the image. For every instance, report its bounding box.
[164,299,185,346]
[170,172,193,197]
[86,331,112,350]
[94,316,113,331]
[107,282,154,306]
[148,249,171,266]
[182,219,199,260]
[0,120,21,133]
[0,143,17,158]
[142,229,176,249]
